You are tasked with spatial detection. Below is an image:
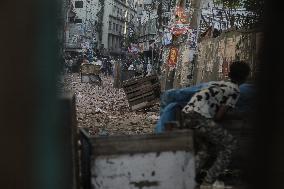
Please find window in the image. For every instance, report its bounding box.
[113,6,117,15]
[75,1,83,8]
[109,22,112,30]
[120,26,122,34]
[116,24,118,31]
[74,18,82,23]
[113,23,115,31]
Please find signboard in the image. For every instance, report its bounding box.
[168,47,178,68]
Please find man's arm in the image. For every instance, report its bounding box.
[214,105,228,121]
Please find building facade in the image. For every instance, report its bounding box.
[63,0,139,55]
[136,0,159,63]
[64,0,101,51]
[101,0,138,55]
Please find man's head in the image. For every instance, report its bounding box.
[228,61,251,84]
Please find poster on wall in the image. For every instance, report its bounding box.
[163,29,172,45]
[168,47,179,68]
[169,6,190,36]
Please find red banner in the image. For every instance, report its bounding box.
[168,47,179,68]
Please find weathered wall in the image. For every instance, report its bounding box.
[80,130,195,189]
[92,151,195,189]
[160,44,193,91]
[194,30,263,84]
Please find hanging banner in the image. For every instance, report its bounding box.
[169,6,190,36]
[168,47,179,68]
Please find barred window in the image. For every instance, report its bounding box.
[75,1,83,8]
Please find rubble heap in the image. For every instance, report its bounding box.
[60,73,159,136]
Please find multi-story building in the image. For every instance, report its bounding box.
[137,0,158,62]
[65,0,101,51]
[64,0,139,55]
[101,0,138,56]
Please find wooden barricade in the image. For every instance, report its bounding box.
[122,75,161,111]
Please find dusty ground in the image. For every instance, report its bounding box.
[59,73,160,136]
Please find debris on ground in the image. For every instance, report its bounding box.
[59,73,160,136]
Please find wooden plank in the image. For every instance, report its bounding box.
[122,75,157,86]
[131,102,149,111]
[128,95,155,107]
[128,95,156,107]
[131,100,158,111]
[128,91,155,102]
[81,130,194,156]
[122,75,158,87]
[125,82,160,94]
[126,83,160,99]
[124,82,152,94]
[123,81,152,92]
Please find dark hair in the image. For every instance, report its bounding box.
[228,61,251,84]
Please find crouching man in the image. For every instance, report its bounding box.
[181,61,251,188]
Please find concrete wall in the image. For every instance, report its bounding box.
[194,30,263,84]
